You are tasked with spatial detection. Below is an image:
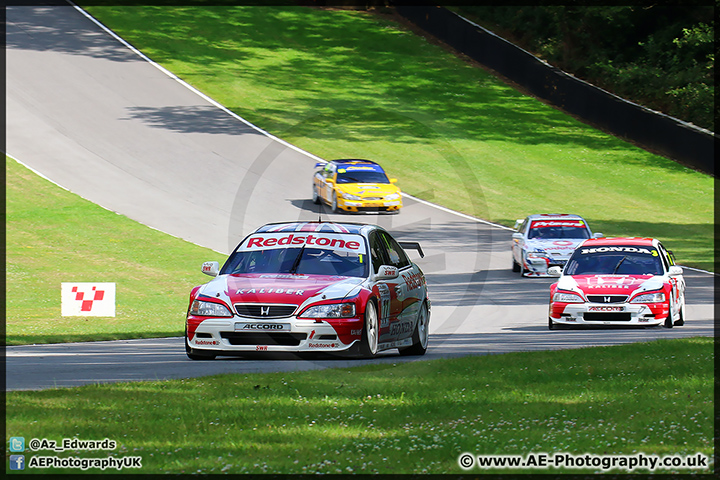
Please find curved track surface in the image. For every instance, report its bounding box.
[6,6,715,391]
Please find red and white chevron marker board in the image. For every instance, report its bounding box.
[61,283,116,317]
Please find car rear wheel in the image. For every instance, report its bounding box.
[185,328,216,360]
[359,301,379,358]
[399,302,429,356]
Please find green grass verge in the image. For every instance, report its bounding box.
[5,337,713,474]
[82,5,714,271]
[5,156,217,345]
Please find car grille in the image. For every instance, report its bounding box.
[357,207,392,212]
[363,197,383,201]
[583,312,632,321]
[586,295,628,304]
[220,332,307,346]
[234,304,296,318]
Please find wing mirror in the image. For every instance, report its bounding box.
[547,266,563,277]
[201,261,220,277]
[512,232,523,241]
[593,232,604,238]
[398,241,425,258]
[668,266,683,276]
[389,178,398,184]
[376,265,399,280]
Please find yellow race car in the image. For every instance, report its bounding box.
[312,159,402,213]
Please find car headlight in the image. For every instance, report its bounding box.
[552,291,584,303]
[384,193,400,201]
[299,303,356,319]
[190,299,233,317]
[340,192,362,201]
[631,292,666,303]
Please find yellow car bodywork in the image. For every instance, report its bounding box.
[312,159,402,213]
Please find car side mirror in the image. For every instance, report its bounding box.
[389,178,398,184]
[376,265,399,280]
[593,232,604,238]
[668,266,683,276]
[398,241,424,258]
[512,232,523,241]
[513,219,524,230]
[201,261,220,277]
[547,266,563,277]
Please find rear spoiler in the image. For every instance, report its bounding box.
[399,241,424,258]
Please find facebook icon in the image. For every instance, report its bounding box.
[9,455,25,470]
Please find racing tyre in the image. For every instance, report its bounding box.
[331,192,339,213]
[185,329,216,360]
[664,300,674,328]
[399,302,429,356]
[675,301,685,326]
[359,301,379,358]
[548,317,555,330]
[512,256,521,272]
[312,184,320,204]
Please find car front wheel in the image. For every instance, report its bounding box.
[675,300,685,326]
[331,192,339,213]
[359,301,379,357]
[312,184,320,204]
[664,299,674,328]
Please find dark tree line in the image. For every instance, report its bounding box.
[455,5,714,132]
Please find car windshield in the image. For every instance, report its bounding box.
[565,246,663,275]
[528,220,590,239]
[221,233,368,278]
[336,167,390,184]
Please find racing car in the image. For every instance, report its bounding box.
[548,237,686,329]
[512,214,602,277]
[185,221,429,359]
[312,159,402,213]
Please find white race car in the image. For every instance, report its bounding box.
[548,237,686,329]
[185,222,430,359]
[512,214,602,277]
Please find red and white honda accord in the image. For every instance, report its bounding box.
[185,222,430,359]
[548,237,686,329]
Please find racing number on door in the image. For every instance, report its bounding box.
[376,283,391,328]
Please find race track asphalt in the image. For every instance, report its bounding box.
[5,5,715,391]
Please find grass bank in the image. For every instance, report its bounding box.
[5,337,713,474]
[82,5,713,271]
[5,157,214,345]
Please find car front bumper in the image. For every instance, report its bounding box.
[549,301,669,327]
[338,198,402,212]
[187,315,364,354]
[522,255,568,277]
